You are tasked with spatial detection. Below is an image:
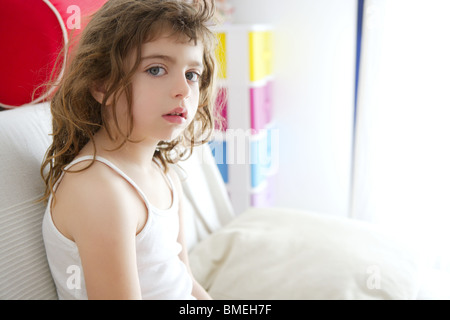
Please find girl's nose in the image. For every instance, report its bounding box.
[172,74,190,100]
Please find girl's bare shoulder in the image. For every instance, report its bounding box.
[51,160,144,241]
[56,159,131,202]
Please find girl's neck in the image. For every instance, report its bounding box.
[83,128,159,170]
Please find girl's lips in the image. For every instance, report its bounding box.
[164,107,187,119]
[162,114,186,124]
[162,107,187,124]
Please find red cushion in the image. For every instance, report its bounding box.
[0,0,107,108]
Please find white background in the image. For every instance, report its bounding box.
[229,0,358,217]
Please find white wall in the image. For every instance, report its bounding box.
[229,0,358,216]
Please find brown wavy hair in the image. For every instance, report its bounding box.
[40,0,219,201]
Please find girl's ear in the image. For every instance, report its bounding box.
[90,83,107,105]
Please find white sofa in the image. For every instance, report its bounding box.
[0,102,432,300]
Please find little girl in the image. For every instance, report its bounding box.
[41,0,218,300]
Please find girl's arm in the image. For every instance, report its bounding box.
[170,169,213,300]
[59,166,143,300]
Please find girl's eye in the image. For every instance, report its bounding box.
[146,66,166,76]
[186,72,200,82]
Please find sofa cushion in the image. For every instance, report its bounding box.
[0,0,106,108]
[0,103,57,299]
[189,207,424,299]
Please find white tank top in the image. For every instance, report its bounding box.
[42,155,195,300]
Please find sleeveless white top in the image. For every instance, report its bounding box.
[42,155,195,300]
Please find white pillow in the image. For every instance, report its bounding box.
[189,207,423,299]
[0,103,57,299]
[173,144,235,251]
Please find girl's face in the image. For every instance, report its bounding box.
[113,33,205,144]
